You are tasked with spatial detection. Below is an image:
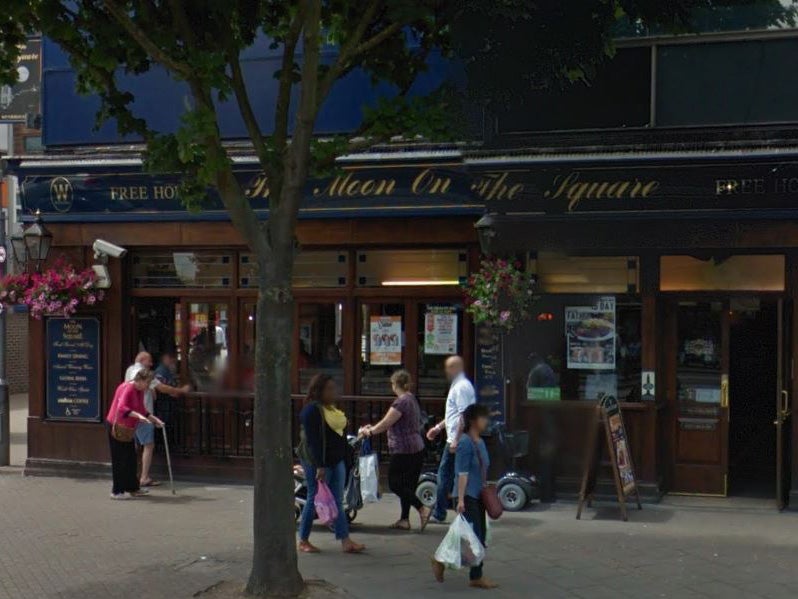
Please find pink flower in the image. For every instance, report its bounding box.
[500,310,511,322]
[86,295,96,305]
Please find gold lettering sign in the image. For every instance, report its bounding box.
[544,171,660,211]
[472,172,524,201]
[313,172,397,198]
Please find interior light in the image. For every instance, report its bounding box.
[381,280,461,287]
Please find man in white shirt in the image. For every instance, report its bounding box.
[426,355,476,523]
[125,352,190,487]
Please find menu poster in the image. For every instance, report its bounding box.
[474,324,506,425]
[424,307,458,355]
[369,316,402,365]
[602,394,637,496]
[565,296,616,370]
[46,317,101,421]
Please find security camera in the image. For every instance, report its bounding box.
[93,239,127,260]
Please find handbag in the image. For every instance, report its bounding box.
[475,439,503,520]
[111,419,136,443]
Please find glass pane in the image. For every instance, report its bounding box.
[498,48,651,133]
[660,255,785,291]
[240,302,256,391]
[531,253,639,293]
[134,297,181,368]
[132,251,233,288]
[298,303,345,393]
[657,39,798,126]
[417,303,463,398]
[188,303,230,391]
[508,295,642,402]
[677,302,723,431]
[357,249,467,287]
[361,303,405,395]
[239,251,348,288]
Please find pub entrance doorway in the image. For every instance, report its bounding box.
[667,296,791,507]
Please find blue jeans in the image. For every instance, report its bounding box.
[298,459,349,541]
[434,444,455,521]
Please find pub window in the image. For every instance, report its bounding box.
[297,302,345,393]
[660,255,785,291]
[132,251,233,288]
[360,302,406,395]
[509,295,642,403]
[134,297,182,369]
[417,302,463,398]
[530,253,639,294]
[356,249,467,287]
[187,302,229,392]
[239,251,348,288]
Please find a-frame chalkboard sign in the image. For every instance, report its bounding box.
[576,394,642,521]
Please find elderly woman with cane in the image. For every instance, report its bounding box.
[106,368,164,500]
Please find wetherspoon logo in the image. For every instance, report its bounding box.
[49,176,74,212]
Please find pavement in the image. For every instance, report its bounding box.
[0,471,797,599]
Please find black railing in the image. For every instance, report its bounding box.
[157,392,445,461]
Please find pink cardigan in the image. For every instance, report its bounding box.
[106,382,147,429]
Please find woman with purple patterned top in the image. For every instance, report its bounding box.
[361,370,431,531]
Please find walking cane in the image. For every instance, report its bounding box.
[161,425,176,495]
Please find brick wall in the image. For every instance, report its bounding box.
[8,311,28,394]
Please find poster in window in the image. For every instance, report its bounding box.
[369,316,402,365]
[424,308,458,355]
[565,296,616,370]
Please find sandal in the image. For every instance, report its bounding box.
[388,520,411,531]
[140,479,162,487]
[298,541,321,554]
[418,507,431,533]
[342,541,365,554]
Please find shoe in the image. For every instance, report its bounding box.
[130,489,149,497]
[431,558,445,583]
[429,515,447,525]
[298,541,321,553]
[109,493,130,500]
[469,578,499,589]
[342,540,365,554]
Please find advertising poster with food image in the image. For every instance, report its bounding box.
[608,412,637,495]
[565,296,616,370]
[369,316,402,365]
[424,307,458,355]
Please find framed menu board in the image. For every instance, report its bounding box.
[46,317,102,421]
[474,324,506,425]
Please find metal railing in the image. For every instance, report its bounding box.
[157,391,445,460]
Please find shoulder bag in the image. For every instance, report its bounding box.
[111,411,136,443]
[475,439,503,520]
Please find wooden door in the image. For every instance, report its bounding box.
[776,299,792,509]
[670,300,730,495]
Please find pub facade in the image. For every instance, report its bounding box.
[10,7,798,509]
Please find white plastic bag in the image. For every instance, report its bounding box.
[433,515,486,570]
[359,452,380,503]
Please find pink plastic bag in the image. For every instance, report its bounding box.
[315,481,339,525]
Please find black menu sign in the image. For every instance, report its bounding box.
[474,325,505,425]
[46,317,101,421]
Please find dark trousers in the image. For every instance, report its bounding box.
[463,496,487,581]
[107,425,140,495]
[388,451,424,520]
[434,445,455,521]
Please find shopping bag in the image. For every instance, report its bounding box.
[359,438,380,503]
[314,481,339,526]
[433,515,485,570]
[345,466,363,511]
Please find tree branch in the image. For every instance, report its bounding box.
[316,0,381,108]
[229,54,272,172]
[352,21,404,59]
[274,6,305,156]
[101,0,193,79]
[273,0,321,239]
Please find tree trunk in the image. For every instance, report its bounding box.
[245,222,303,596]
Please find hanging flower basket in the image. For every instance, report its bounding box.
[0,260,105,319]
[464,257,535,331]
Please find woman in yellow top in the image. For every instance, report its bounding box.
[297,374,365,554]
